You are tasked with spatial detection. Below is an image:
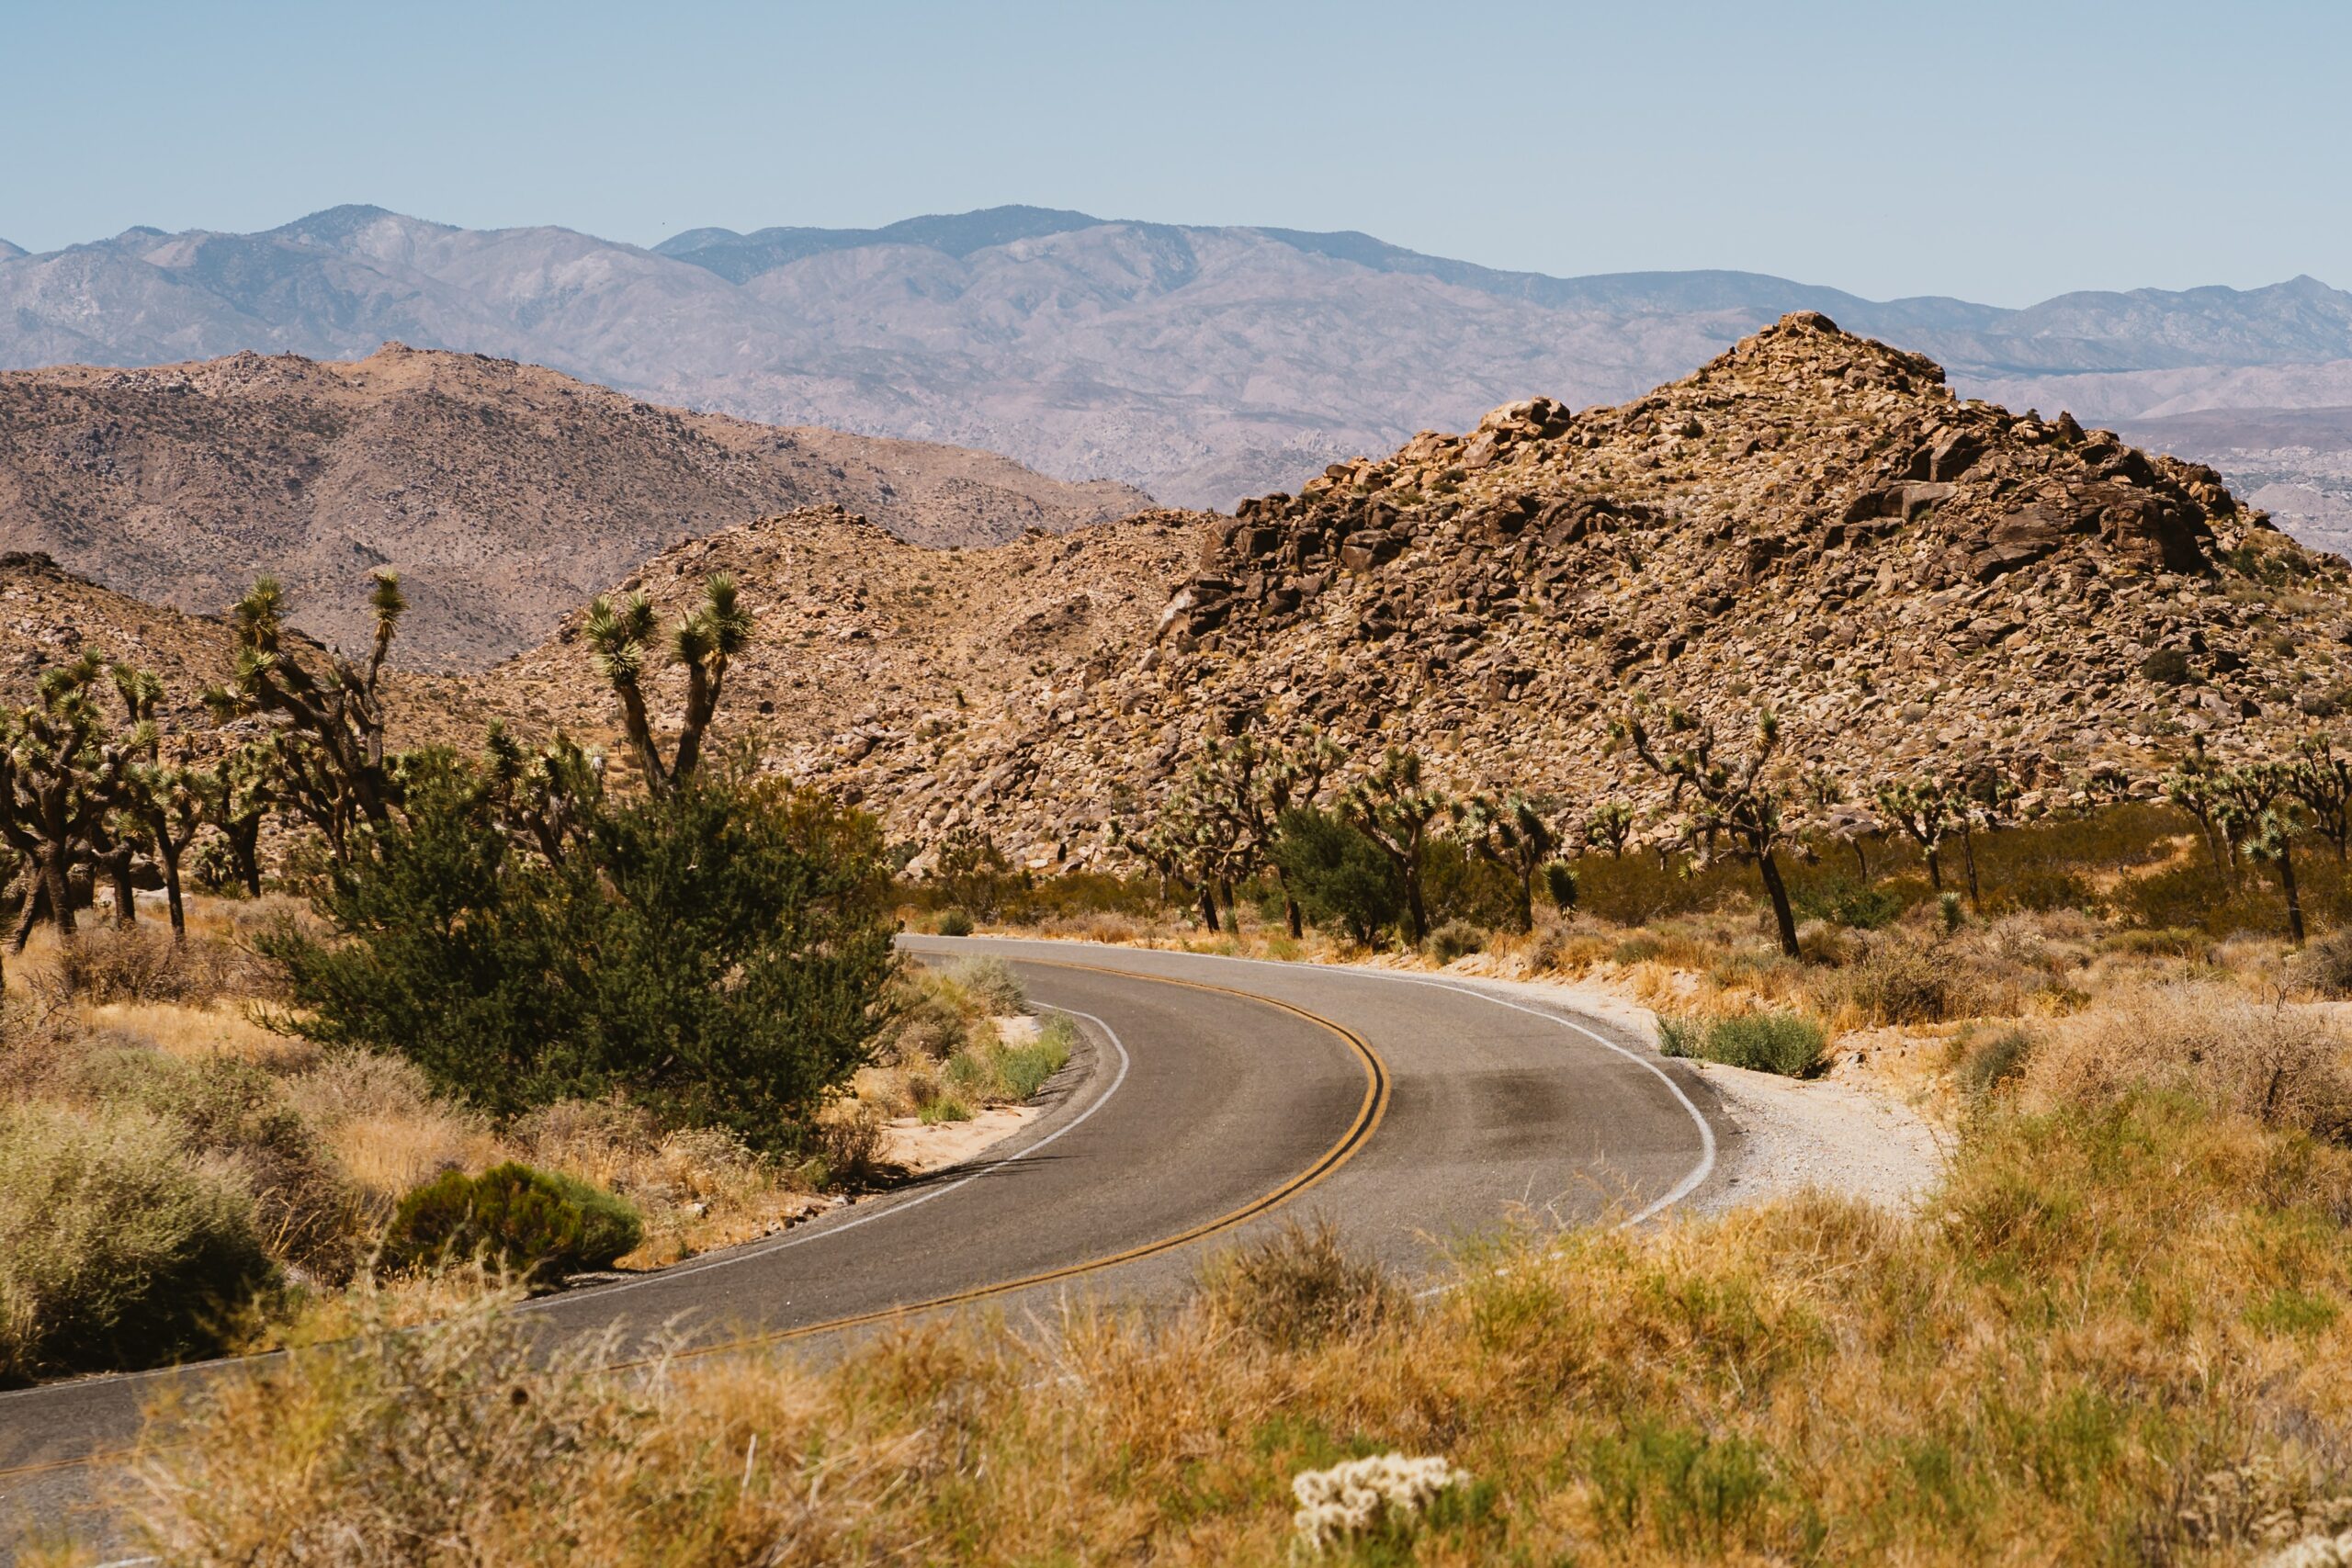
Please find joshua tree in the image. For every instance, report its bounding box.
[1948,763,2021,909]
[192,737,278,897]
[2289,733,2352,863]
[209,572,407,853]
[1583,800,1635,859]
[484,725,604,864]
[2163,735,2235,880]
[0,652,132,948]
[933,825,1014,921]
[2215,760,2306,944]
[1186,728,1342,938]
[1875,775,1956,893]
[1116,788,1231,931]
[1453,792,1566,933]
[1341,749,1452,944]
[106,661,210,942]
[1621,703,1804,960]
[583,575,752,795]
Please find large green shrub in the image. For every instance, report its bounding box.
[0,1103,277,1382]
[265,757,899,1156]
[380,1162,641,1284]
[1271,807,1404,945]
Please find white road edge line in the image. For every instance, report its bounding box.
[521,1001,1134,1310]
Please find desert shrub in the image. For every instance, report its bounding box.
[1426,919,1487,964]
[1575,852,1736,927]
[1195,1216,1403,1351]
[948,955,1026,1015]
[1993,868,2098,915]
[2102,927,2208,960]
[882,985,968,1063]
[264,759,898,1156]
[380,1162,641,1285]
[44,924,264,1006]
[997,870,1162,924]
[1420,839,1521,931]
[0,1102,277,1382]
[1660,1012,1826,1077]
[1958,1029,2035,1101]
[810,1098,888,1187]
[1840,942,1960,1025]
[919,1092,975,1124]
[2028,985,2352,1140]
[2141,648,2195,686]
[2295,926,2352,998]
[934,908,976,937]
[1792,874,1905,931]
[1272,807,1404,945]
[91,1050,360,1282]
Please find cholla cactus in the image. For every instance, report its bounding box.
[1291,1452,1468,1553]
[583,574,751,795]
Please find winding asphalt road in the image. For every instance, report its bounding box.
[0,937,1733,1552]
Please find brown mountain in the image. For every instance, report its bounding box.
[0,345,1148,671]
[481,315,2352,866]
[13,316,2351,875]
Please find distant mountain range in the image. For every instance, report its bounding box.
[5,204,2350,538]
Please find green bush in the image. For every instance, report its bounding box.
[0,1103,277,1382]
[1659,1012,1826,1077]
[1272,807,1404,945]
[1791,874,1905,931]
[934,908,976,937]
[943,1015,1074,1104]
[1842,943,1960,1025]
[89,1051,359,1282]
[1195,1216,1402,1351]
[381,1162,641,1285]
[264,758,899,1157]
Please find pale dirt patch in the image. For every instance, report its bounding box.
[879,1104,1036,1176]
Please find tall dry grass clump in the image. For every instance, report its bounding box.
[2025,982,2352,1139]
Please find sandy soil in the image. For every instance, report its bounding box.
[878,1104,1038,1176]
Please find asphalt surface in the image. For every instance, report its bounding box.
[0,937,1729,1554]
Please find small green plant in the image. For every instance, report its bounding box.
[934,907,976,937]
[2140,648,2195,686]
[1939,892,1963,934]
[380,1163,641,1286]
[1658,1012,1826,1077]
[918,1093,975,1124]
[947,955,1025,1014]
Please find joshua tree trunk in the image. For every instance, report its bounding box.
[1757,850,1802,960]
[1197,884,1220,933]
[2277,851,2306,946]
[1923,847,1942,893]
[1402,869,1430,945]
[1958,828,1981,908]
[1512,869,1535,936]
[1849,838,1869,880]
[226,816,265,897]
[40,846,74,944]
[157,838,187,943]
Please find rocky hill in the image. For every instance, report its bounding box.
[479,315,2352,867]
[9,207,2352,518]
[13,315,2352,873]
[0,346,1147,669]
[483,505,1210,807]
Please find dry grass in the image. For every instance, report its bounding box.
[60,1070,2352,1565]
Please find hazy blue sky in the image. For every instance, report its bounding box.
[6,0,2345,304]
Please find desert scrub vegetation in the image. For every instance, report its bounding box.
[847,957,1074,1132]
[70,1007,2352,1563]
[1657,1010,1827,1077]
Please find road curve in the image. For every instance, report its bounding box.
[0,939,1727,1550]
